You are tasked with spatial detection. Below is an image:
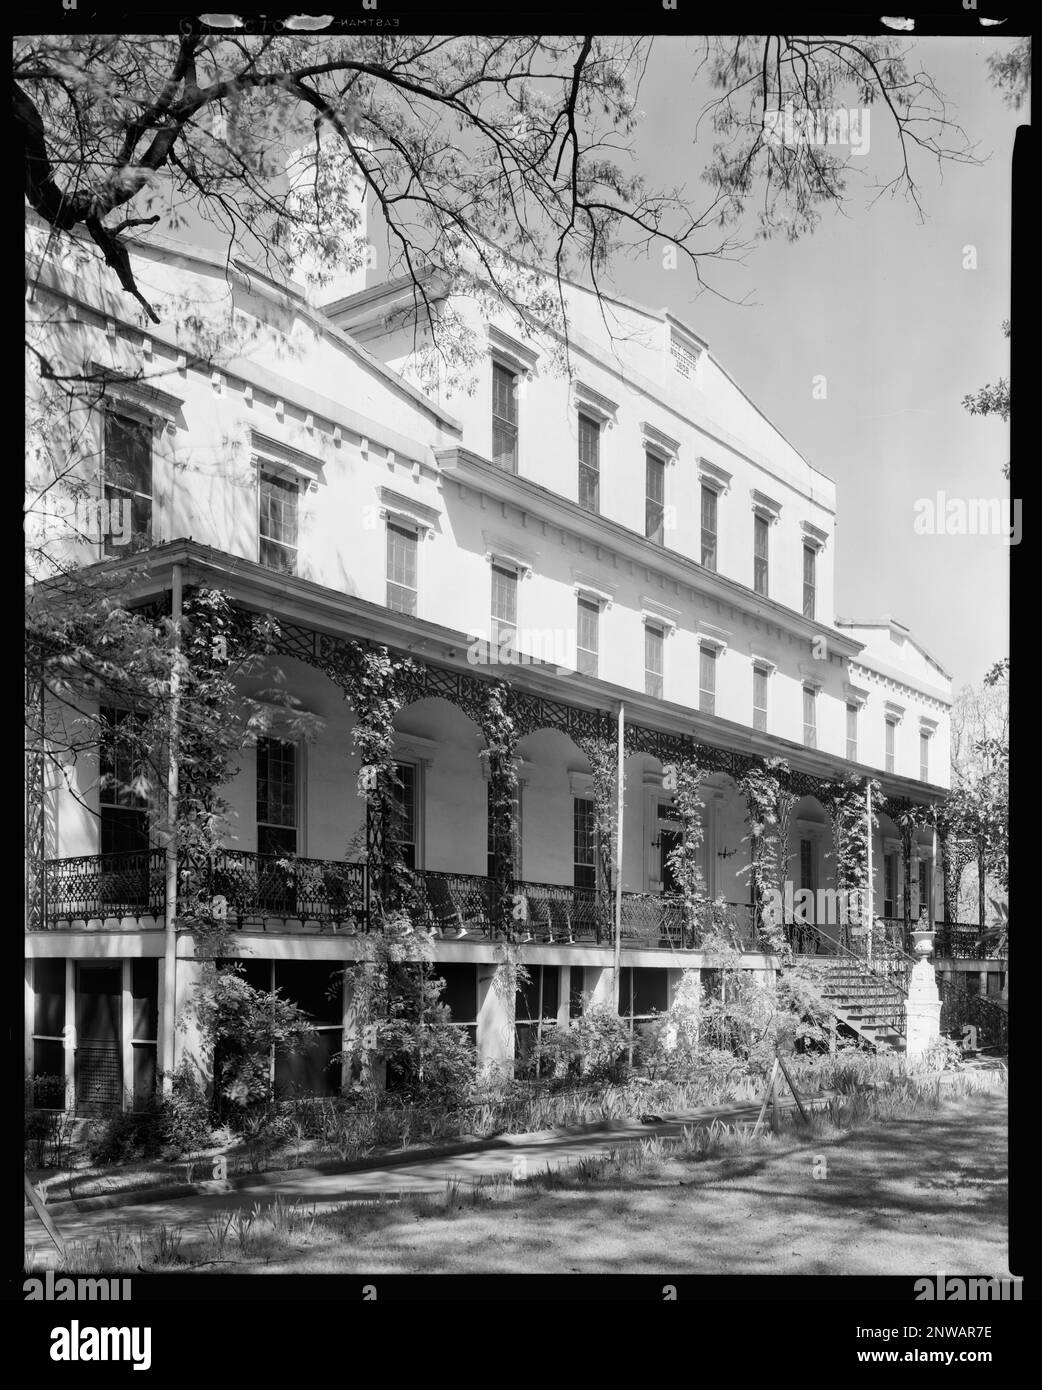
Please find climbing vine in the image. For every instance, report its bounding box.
[480,681,519,940]
[735,756,791,955]
[582,734,618,942]
[820,772,878,945]
[663,756,708,942]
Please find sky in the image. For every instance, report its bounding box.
[598,35,1020,694]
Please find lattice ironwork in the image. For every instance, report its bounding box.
[43,851,166,926]
[938,981,1008,1051]
[25,674,45,931]
[199,850,366,928]
[75,1043,122,1110]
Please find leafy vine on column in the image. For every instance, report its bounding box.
[663,755,708,944]
[736,756,790,955]
[820,772,879,950]
[479,681,519,943]
[579,730,618,944]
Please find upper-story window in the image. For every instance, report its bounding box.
[392,761,418,869]
[573,797,597,889]
[753,665,768,733]
[103,411,152,557]
[802,544,816,619]
[846,703,859,762]
[386,519,418,616]
[491,562,518,651]
[644,623,664,700]
[259,470,299,574]
[256,736,297,857]
[645,452,665,544]
[99,706,149,854]
[700,485,718,571]
[699,645,717,716]
[576,596,599,677]
[491,361,518,472]
[803,685,817,748]
[753,514,770,596]
[577,413,600,513]
[919,731,930,782]
[885,718,897,774]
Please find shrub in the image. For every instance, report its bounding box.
[161,1063,214,1155]
[533,1004,631,1084]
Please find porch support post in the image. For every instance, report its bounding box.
[160,562,183,1096]
[613,702,624,1010]
[480,681,518,941]
[865,780,874,930]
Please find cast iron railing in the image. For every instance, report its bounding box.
[196,851,367,928]
[934,924,1008,960]
[938,980,1009,1050]
[42,851,166,925]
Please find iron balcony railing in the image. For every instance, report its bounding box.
[934,924,1008,960]
[190,850,367,929]
[42,850,166,926]
[938,980,1008,1050]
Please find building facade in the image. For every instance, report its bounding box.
[25,219,1002,1111]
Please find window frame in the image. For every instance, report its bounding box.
[102,408,154,557]
[700,483,718,571]
[802,684,817,749]
[576,595,600,678]
[752,665,769,733]
[919,731,930,783]
[490,560,520,652]
[753,513,770,596]
[258,467,301,575]
[644,450,665,544]
[846,703,859,762]
[386,517,420,616]
[577,411,601,514]
[698,644,717,716]
[491,358,519,473]
[802,543,816,620]
[644,622,664,700]
[885,718,897,774]
[256,735,299,858]
[573,796,597,890]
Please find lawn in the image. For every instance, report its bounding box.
[47,1085,1006,1277]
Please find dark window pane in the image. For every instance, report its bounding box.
[275,1029,339,1099]
[131,959,158,1040]
[274,962,342,1027]
[33,1040,65,1092]
[437,964,477,1023]
[76,965,121,1043]
[632,968,667,1017]
[34,959,65,1037]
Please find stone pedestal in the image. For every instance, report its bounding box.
[904,957,941,1058]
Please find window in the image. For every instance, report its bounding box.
[883,852,898,919]
[99,706,149,856]
[802,544,816,619]
[885,719,896,774]
[259,470,299,574]
[491,563,518,651]
[576,597,599,677]
[920,732,930,782]
[386,520,418,615]
[577,413,600,513]
[256,736,297,856]
[392,762,418,870]
[491,361,518,472]
[700,485,718,571]
[573,797,597,889]
[32,959,67,1107]
[645,452,665,543]
[699,646,717,716]
[487,780,522,879]
[802,686,817,748]
[103,411,152,555]
[753,666,768,733]
[753,514,769,595]
[515,966,560,1063]
[618,968,668,1030]
[644,624,664,700]
[846,704,859,762]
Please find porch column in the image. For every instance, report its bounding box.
[480,682,519,942]
[476,963,514,1075]
[172,957,209,1090]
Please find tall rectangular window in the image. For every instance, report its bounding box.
[487,780,522,879]
[645,452,665,543]
[576,597,599,677]
[753,666,768,732]
[885,719,896,774]
[99,706,149,855]
[919,732,930,782]
[256,737,297,857]
[491,361,518,472]
[644,624,664,700]
[103,411,152,555]
[577,413,600,513]
[699,646,717,716]
[491,563,518,651]
[846,703,859,762]
[753,514,769,595]
[259,470,299,574]
[884,852,898,918]
[803,686,817,748]
[386,520,418,615]
[392,762,417,870]
[917,858,929,920]
[573,797,597,889]
[800,838,815,895]
[700,485,718,571]
[802,544,816,619]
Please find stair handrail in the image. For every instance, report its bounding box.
[793,920,914,997]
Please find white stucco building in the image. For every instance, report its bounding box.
[27,216,999,1110]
